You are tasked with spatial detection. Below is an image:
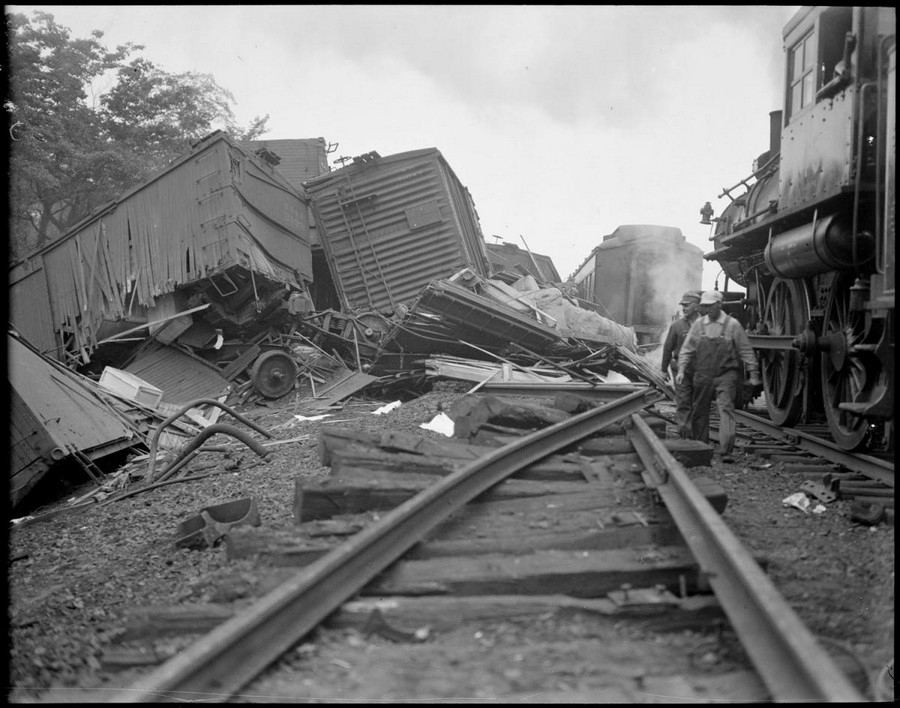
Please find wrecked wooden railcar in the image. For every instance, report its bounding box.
[8,330,143,510]
[304,149,493,318]
[486,241,561,284]
[8,131,314,369]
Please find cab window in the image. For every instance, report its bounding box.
[787,30,816,119]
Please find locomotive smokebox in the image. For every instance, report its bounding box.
[764,213,875,279]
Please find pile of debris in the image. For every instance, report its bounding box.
[8,138,673,515]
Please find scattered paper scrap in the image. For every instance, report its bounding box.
[812,504,826,514]
[295,414,332,422]
[372,401,402,415]
[782,492,811,514]
[419,412,455,437]
[603,371,632,384]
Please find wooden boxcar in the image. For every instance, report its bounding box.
[8,131,314,365]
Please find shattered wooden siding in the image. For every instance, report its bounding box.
[8,133,313,361]
[305,149,492,315]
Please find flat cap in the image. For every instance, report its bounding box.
[700,290,724,305]
[679,290,701,304]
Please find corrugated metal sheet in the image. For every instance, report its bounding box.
[305,149,492,315]
[8,332,137,507]
[124,345,232,404]
[486,242,561,282]
[8,132,313,361]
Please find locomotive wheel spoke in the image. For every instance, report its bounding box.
[820,275,869,450]
[761,278,806,426]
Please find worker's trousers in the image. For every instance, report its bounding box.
[690,368,740,454]
[670,364,693,439]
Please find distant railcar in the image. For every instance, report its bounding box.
[304,149,492,317]
[571,225,704,345]
[7,131,314,367]
[704,6,894,452]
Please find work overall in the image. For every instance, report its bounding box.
[689,332,740,454]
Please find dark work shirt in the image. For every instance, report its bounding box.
[661,316,693,373]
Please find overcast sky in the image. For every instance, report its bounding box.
[9,5,800,290]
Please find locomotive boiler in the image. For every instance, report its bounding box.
[704,6,894,451]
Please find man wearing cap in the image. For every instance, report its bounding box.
[676,290,761,460]
[661,290,701,438]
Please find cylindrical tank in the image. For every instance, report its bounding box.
[764,213,875,278]
[575,225,703,343]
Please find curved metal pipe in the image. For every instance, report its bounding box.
[147,399,272,482]
[153,424,270,484]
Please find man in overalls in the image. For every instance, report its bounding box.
[675,290,760,461]
[661,290,702,438]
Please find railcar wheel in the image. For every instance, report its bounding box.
[820,274,869,450]
[250,350,298,399]
[761,278,807,426]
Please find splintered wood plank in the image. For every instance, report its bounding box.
[364,546,700,597]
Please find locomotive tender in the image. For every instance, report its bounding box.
[705,6,894,451]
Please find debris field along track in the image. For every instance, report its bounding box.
[702,404,894,521]
[109,388,866,703]
[731,407,894,487]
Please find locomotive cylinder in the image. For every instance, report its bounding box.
[763,213,874,278]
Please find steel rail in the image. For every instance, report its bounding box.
[109,388,663,703]
[735,409,894,486]
[626,414,866,702]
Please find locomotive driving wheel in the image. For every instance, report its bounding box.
[820,273,870,450]
[250,350,299,399]
[761,278,808,426]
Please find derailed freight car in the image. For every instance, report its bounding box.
[571,225,704,345]
[8,131,314,368]
[304,149,493,318]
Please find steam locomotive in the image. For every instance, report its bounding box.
[704,6,894,451]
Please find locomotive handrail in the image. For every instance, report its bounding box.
[717,152,779,201]
[732,199,778,231]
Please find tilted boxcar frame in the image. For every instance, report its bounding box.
[8,131,314,364]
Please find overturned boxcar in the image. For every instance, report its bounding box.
[9,330,140,510]
[8,131,314,368]
[304,149,492,317]
[572,225,703,345]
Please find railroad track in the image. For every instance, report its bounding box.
[101,385,875,702]
[732,406,894,485]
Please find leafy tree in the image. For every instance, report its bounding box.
[6,10,269,261]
